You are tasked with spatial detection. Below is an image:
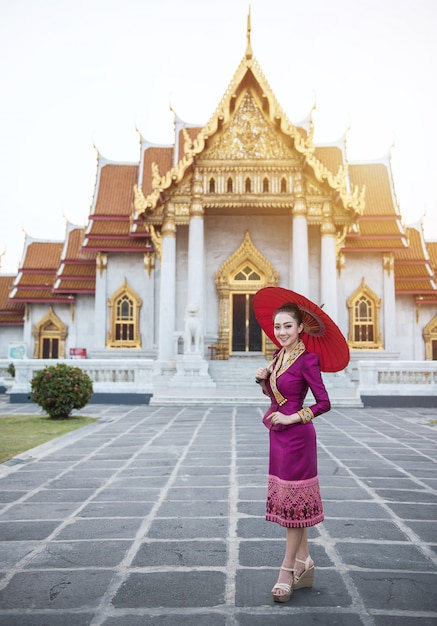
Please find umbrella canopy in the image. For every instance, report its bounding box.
[253,286,350,372]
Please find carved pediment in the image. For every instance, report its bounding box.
[203,91,294,161]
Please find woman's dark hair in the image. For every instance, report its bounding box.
[273,302,303,326]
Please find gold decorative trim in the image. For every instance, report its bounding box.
[106,278,142,348]
[96,252,107,277]
[144,251,155,277]
[133,53,365,220]
[32,306,68,359]
[214,231,279,359]
[423,314,437,360]
[383,252,394,277]
[346,278,383,349]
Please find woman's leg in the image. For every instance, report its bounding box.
[294,528,314,575]
[273,527,304,595]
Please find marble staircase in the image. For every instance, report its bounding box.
[151,355,363,406]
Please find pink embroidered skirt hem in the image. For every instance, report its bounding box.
[266,474,324,528]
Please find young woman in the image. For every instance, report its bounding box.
[255,302,331,603]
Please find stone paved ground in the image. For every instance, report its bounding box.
[0,401,436,626]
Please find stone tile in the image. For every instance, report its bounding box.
[148,517,228,539]
[78,501,153,517]
[322,519,409,541]
[235,568,351,607]
[237,517,285,539]
[112,571,225,608]
[102,615,226,626]
[25,540,132,568]
[0,520,60,541]
[157,499,229,517]
[335,541,435,571]
[0,615,94,626]
[350,571,437,612]
[323,501,391,519]
[0,501,80,521]
[55,518,143,540]
[0,491,28,503]
[384,502,437,520]
[0,570,114,609]
[165,486,230,500]
[238,540,332,568]
[0,541,40,568]
[373,616,437,626]
[374,489,437,503]
[236,613,364,626]
[91,488,161,502]
[26,489,96,503]
[132,539,227,567]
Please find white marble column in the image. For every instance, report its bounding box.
[320,202,338,320]
[94,252,108,351]
[382,252,395,351]
[158,204,176,361]
[292,173,309,296]
[187,170,205,325]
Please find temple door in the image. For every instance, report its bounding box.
[231,293,262,352]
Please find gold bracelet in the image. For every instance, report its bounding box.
[298,407,314,424]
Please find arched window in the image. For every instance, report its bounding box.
[107,278,142,348]
[245,177,252,193]
[423,315,437,360]
[234,265,261,282]
[227,177,233,192]
[281,177,287,193]
[347,279,382,349]
[209,178,215,193]
[32,306,68,359]
[263,177,269,192]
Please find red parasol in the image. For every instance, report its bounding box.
[253,286,350,372]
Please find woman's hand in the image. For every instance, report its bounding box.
[255,367,269,382]
[268,411,300,426]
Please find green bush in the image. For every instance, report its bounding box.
[7,363,15,377]
[30,363,93,419]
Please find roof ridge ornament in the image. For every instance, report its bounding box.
[245,7,253,60]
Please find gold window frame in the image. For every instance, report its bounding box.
[106,278,142,348]
[347,278,383,349]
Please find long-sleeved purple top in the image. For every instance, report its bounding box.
[262,351,331,431]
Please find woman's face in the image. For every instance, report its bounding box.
[274,312,303,351]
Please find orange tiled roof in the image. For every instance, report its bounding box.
[394,227,436,296]
[54,227,97,294]
[0,275,24,325]
[343,162,407,252]
[82,238,153,251]
[314,146,343,177]
[93,164,138,216]
[426,241,437,273]
[10,241,72,303]
[82,161,153,253]
[63,226,96,262]
[20,241,64,271]
[54,279,95,293]
[141,146,173,196]
[349,163,398,216]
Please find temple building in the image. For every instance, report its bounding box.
[0,21,436,404]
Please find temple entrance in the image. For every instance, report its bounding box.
[215,232,279,359]
[32,306,68,359]
[231,293,262,352]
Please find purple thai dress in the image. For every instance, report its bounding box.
[262,342,331,528]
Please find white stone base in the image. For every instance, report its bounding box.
[169,355,216,388]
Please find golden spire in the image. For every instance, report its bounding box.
[245,7,253,60]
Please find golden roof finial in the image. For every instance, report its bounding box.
[246,6,253,60]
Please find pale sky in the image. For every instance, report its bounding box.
[1,0,436,274]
